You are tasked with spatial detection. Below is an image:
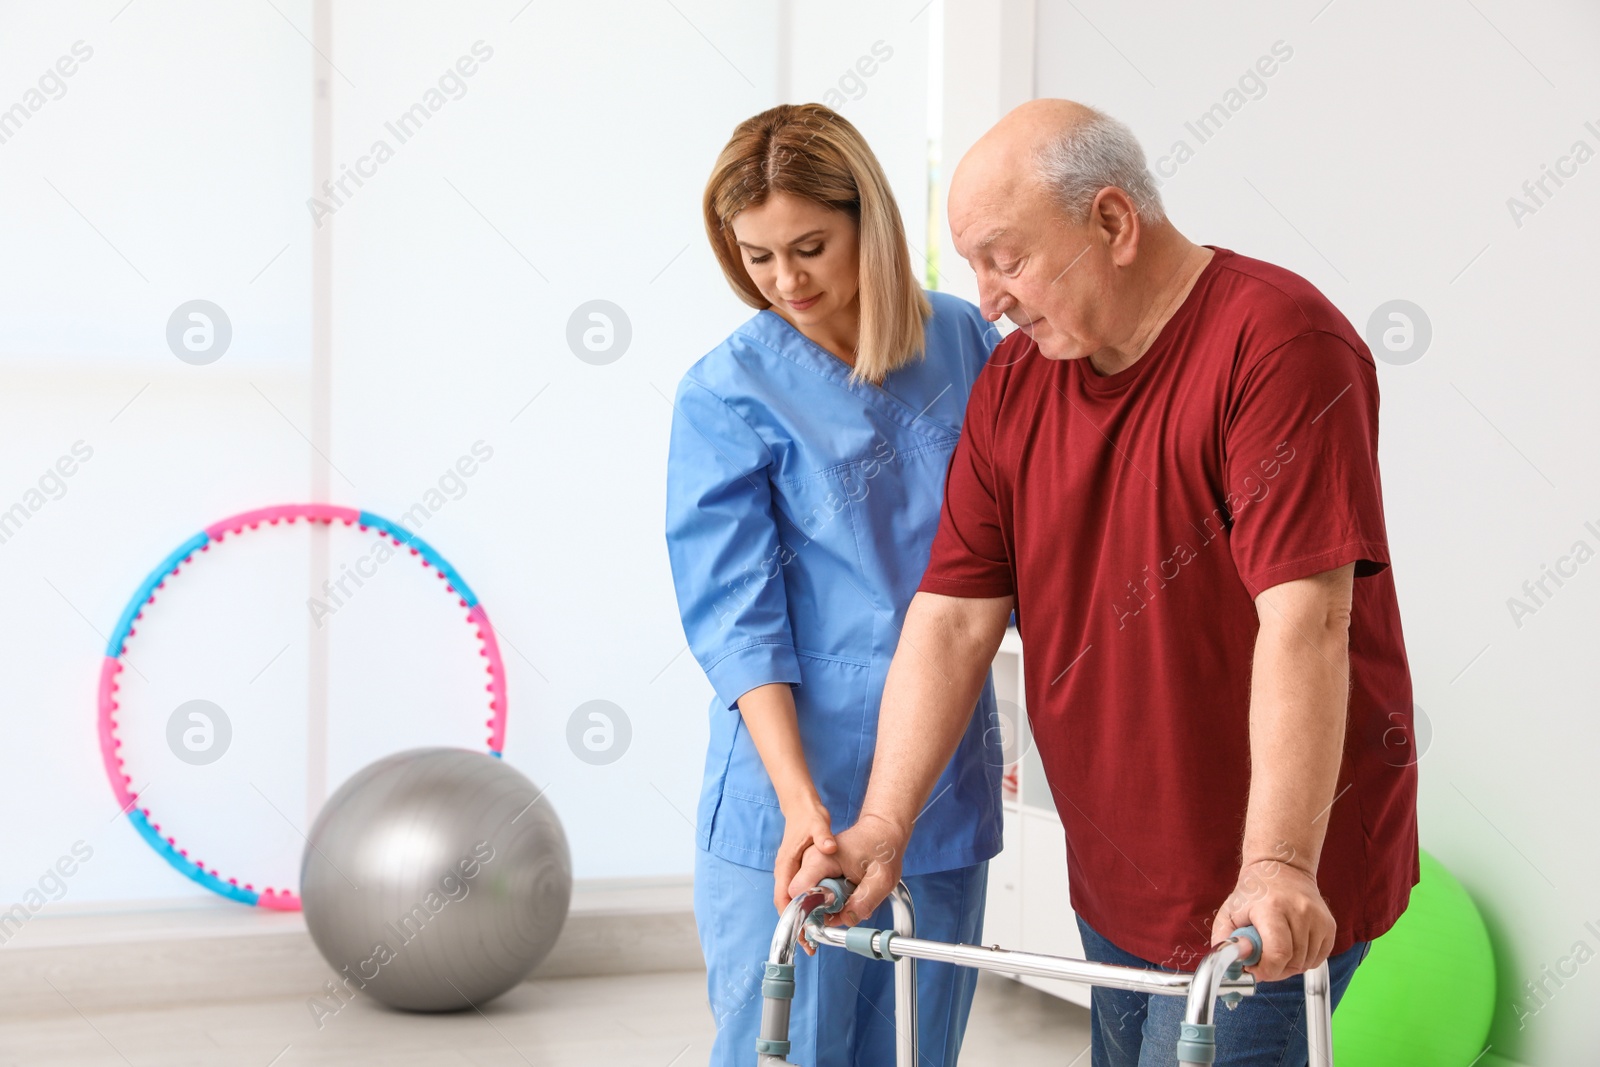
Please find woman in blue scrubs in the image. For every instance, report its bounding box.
[665,103,1003,1065]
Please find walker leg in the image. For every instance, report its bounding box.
[756,879,854,1064]
[756,888,825,1064]
[888,883,918,1067]
[1304,961,1333,1067]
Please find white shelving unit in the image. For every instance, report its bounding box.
[983,627,1091,1008]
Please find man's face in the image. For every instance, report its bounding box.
[951,178,1111,362]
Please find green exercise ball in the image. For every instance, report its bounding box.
[1333,849,1496,1066]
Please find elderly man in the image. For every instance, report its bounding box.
[790,99,1418,1065]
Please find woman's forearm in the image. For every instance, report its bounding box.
[735,682,823,814]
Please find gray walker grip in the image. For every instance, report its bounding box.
[815,877,852,914]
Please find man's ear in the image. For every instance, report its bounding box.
[1092,186,1141,266]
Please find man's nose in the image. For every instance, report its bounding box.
[978,279,1013,323]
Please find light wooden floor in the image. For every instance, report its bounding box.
[5,970,1090,1066]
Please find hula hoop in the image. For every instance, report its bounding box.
[98,503,508,910]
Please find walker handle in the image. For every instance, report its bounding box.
[1228,925,1263,969]
[816,877,854,915]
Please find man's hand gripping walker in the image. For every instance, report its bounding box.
[756,878,1334,1066]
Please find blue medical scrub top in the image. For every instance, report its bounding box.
[665,289,1005,876]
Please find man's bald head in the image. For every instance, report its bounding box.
[950,99,1098,211]
[951,99,1165,232]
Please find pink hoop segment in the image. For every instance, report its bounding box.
[98,502,509,909]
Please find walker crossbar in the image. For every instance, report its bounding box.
[758,878,1334,1066]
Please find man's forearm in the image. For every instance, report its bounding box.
[859,591,1013,836]
[1241,570,1354,875]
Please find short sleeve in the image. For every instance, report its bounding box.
[664,377,801,709]
[1225,330,1392,597]
[916,370,1015,598]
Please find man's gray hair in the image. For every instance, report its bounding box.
[1034,108,1166,225]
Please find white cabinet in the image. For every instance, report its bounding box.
[980,627,1092,1008]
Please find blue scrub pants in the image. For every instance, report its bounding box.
[694,847,988,1066]
[1075,913,1370,1067]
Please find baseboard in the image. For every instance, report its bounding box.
[1,877,701,1016]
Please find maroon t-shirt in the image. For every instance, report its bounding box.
[918,246,1419,965]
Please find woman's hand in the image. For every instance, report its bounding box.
[772,797,837,914]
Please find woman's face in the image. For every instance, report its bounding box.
[729,191,860,329]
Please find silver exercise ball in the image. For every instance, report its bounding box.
[301,747,571,1012]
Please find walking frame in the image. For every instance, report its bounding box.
[757,878,1334,1066]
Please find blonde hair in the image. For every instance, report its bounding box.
[703,103,929,386]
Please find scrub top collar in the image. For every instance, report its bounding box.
[747,307,961,442]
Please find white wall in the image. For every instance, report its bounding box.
[0,1,935,911]
[0,2,318,904]
[784,0,933,273]
[319,0,791,884]
[322,0,935,883]
[935,0,1036,307]
[1018,1,1598,1062]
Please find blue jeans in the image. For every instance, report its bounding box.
[1075,914,1370,1067]
[694,848,988,1067]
